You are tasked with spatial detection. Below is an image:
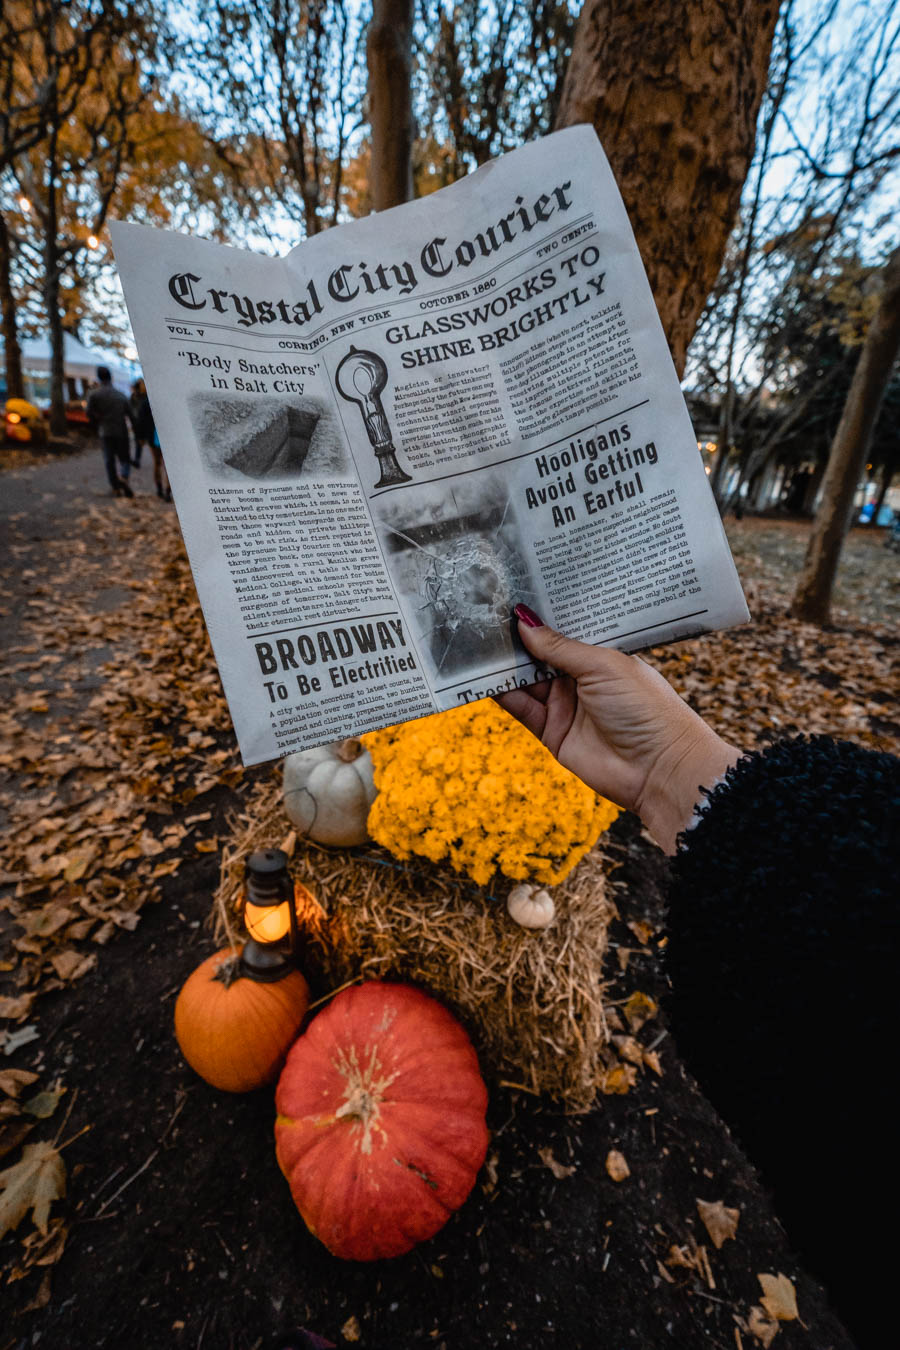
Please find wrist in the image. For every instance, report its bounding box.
[638,727,742,855]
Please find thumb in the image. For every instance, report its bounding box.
[514,607,607,680]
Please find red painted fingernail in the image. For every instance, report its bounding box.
[514,603,543,628]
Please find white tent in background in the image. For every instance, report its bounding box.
[2,334,138,402]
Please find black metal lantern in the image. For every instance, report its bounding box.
[238,848,300,982]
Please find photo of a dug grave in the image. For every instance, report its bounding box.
[187,391,350,482]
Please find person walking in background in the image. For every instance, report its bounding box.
[150,423,171,502]
[86,366,135,498]
[129,379,147,467]
[131,378,170,500]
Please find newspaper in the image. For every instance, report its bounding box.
[110,126,748,767]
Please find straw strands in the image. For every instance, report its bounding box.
[214,775,616,1111]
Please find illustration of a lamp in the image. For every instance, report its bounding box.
[335,346,412,489]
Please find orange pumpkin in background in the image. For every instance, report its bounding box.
[275,982,489,1260]
[174,947,310,1093]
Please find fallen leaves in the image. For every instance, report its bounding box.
[0,492,252,1303]
[0,497,246,1043]
[0,1119,34,1163]
[22,1087,66,1120]
[0,993,36,1021]
[8,1216,69,1282]
[697,1197,740,1249]
[746,1304,780,1348]
[665,1239,716,1290]
[623,991,658,1034]
[340,1314,361,1342]
[758,1272,799,1322]
[626,917,656,946]
[597,1062,638,1095]
[735,1273,800,1346]
[655,1200,743,1314]
[596,990,663,1095]
[0,1141,66,1238]
[538,1146,577,1180]
[49,951,97,982]
[3,1026,40,1056]
[646,538,900,758]
[725,517,900,633]
[605,1149,630,1182]
[0,1069,39,1098]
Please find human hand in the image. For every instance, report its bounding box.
[495,606,742,854]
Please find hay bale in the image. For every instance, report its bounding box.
[214,777,615,1112]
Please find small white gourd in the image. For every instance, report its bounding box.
[283,738,376,847]
[506,883,555,929]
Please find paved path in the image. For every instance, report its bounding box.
[0,442,178,827]
[1,440,175,654]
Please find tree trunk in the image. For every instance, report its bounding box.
[0,212,25,400]
[791,246,900,623]
[710,434,732,500]
[43,116,68,438]
[43,235,67,437]
[367,0,414,212]
[555,0,779,375]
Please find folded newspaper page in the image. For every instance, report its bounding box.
[111,126,748,766]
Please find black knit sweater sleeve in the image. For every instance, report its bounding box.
[666,736,899,1344]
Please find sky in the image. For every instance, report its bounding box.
[50,0,900,376]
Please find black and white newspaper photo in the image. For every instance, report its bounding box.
[110,126,748,765]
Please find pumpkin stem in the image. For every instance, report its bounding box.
[211,952,243,988]
[335,737,363,763]
[334,1085,375,1123]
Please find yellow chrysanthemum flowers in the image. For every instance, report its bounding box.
[363,702,620,886]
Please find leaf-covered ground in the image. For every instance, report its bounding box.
[650,518,899,756]
[2,445,894,1348]
[725,515,900,633]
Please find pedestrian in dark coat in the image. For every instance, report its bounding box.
[86,366,134,497]
[130,378,170,500]
[129,379,148,467]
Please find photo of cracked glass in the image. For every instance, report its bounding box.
[376,473,542,681]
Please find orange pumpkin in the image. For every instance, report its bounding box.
[174,946,310,1093]
[275,982,489,1260]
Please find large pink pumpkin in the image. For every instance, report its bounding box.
[274,982,489,1260]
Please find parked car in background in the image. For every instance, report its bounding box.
[3,398,48,445]
[61,397,92,430]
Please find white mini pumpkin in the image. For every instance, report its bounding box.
[283,738,376,847]
[506,883,555,929]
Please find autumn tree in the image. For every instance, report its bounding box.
[418,1,578,182]
[0,0,165,433]
[688,0,900,505]
[790,244,900,622]
[0,0,106,400]
[707,241,885,508]
[0,212,24,398]
[5,102,251,359]
[194,0,367,238]
[0,0,75,397]
[555,0,780,376]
